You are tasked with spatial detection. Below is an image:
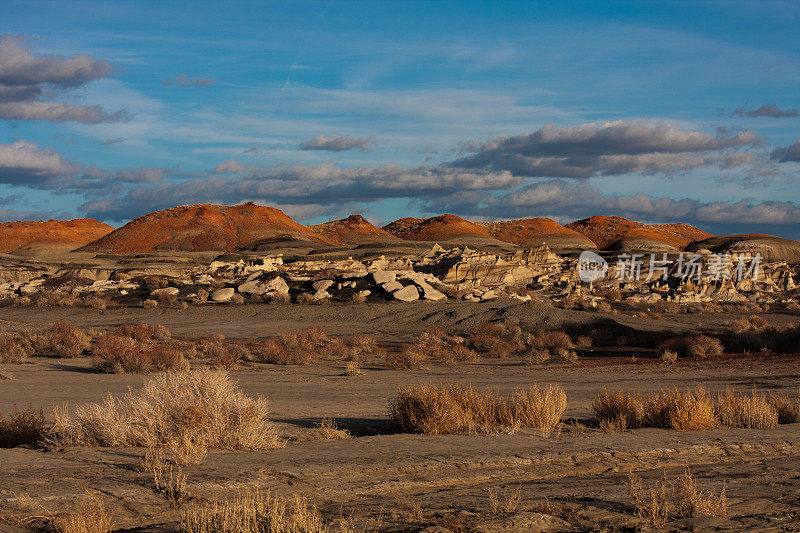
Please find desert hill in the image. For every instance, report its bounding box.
[478,218,596,253]
[310,215,401,245]
[79,203,332,254]
[382,214,492,241]
[0,218,113,255]
[686,234,800,264]
[566,216,713,252]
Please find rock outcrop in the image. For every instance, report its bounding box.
[0,218,113,255]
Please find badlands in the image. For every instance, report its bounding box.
[0,202,799,532]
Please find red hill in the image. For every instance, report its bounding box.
[310,215,402,245]
[566,216,713,251]
[80,203,332,254]
[478,218,596,252]
[0,218,113,254]
[382,214,491,241]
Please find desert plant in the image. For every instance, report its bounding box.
[593,390,644,429]
[49,369,280,451]
[671,469,728,518]
[686,335,724,358]
[385,347,427,370]
[643,388,717,430]
[0,334,30,363]
[181,490,325,533]
[769,388,800,424]
[659,349,678,363]
[342,361,363,376]
[37,322,91,358]
[0,405,45,447]
[91,334,189,374]
[487,487,521,514]
[628,469,727,527]
[51,494,113,533]
[294,418,351,442]
[390,382,566,435]
[116,323,171,342]
[714,389,778,429]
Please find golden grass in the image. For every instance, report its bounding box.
[643,388,717,431]
[592,390,644,429]
[715,389,778,429]
[51,495,112,533]
[769,388,800,424]
[595,387,794,431]
[0,405,45,447]
[628,469,727,527]
[181,489,325,533]
[49,369,280,452]
[389,382,566,435]
[487,487,521,514]
[294,418,351,442]
[342,361,363,376]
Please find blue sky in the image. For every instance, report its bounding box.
[0,0,798,236]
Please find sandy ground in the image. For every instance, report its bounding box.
[1,301,799,531]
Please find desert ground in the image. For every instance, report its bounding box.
[1,298,799,532]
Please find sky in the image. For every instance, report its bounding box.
[0,0,798,237]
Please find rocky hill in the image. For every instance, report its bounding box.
[79,203,332,254]
[479,218,596,253]
[0,218,113,255]
[310,215,401,245]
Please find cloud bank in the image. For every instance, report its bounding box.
[0,35,124,123]
[732,104,799,118]
[299,134,373,152]
[451,121,758,178]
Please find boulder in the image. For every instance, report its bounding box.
[312,279,334,291]
[150,287,179,299]
[211,287,235,302]
[392,285,419,302]
[237,280,267,296]
[381,280,404,293]
[264,276,290,295]
[372,270,396,284]
[418,281,447,301]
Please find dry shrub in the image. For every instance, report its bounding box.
[0,405,45,447]
[342,361,362,376]
[643,388,717,430]
[142,299,158,309]
[487,487,521,514]
[91,334,189,374]
[466,322,526,358]
[207,342,250,370]
[0,333,31,363]
[390,382,566,435]
[385,346,428,370]
[593,390,644,429]
[37,322,91,358]
[52,494,112,533]
[49,369,280,451]
[594,389,716,431]
[628,469,727,527]
[659,349,678,363]
[181,490,324,533]
[250,338,315,365]
[769,389,800,424]
[715,389,778,429]
[150,455,189,504]
[748,314,768,328]
[294,418,351,442]
[658,335,723,359]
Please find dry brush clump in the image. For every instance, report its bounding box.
[628,469,727,527]
[21,322,91,358]
[384,346,428,370]
[0,333,32,363]
[51,494,113,533]
[91,333,189,374]
[49,369,280,454]
[0,405,46,447]
[658,335,724,359]
[181,489,326,533]
[390,382,566,435]
[595,387,795,431]
[293,418,351,442]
